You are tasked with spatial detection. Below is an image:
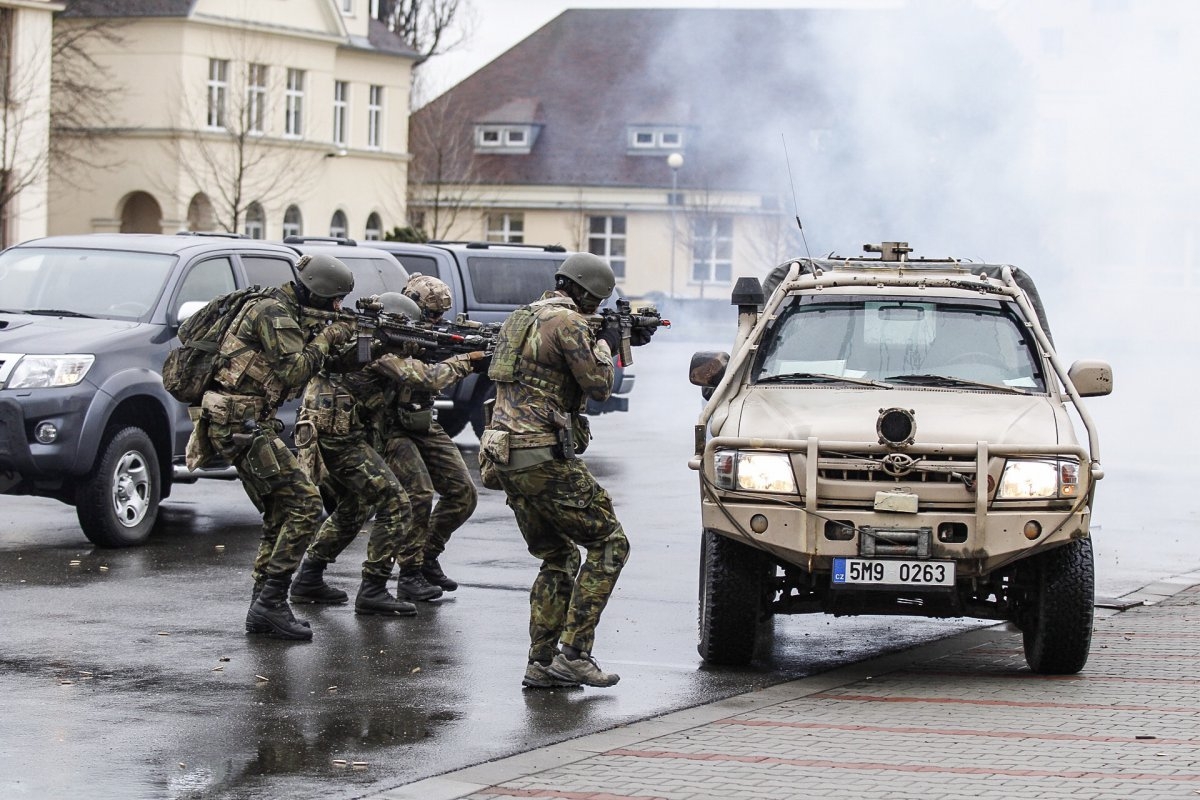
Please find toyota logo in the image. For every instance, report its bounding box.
[880,452,919,477]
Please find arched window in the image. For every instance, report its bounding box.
[282,205,303,238]
[364,212,382,240]
[330,209,348,238]
[118,191,163,233]
[244,202,265,239]
[186,193,216,231]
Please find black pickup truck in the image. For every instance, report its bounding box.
[293,238,637,438]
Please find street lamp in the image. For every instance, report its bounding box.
[667,152,683,298]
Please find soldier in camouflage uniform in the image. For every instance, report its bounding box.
[383,274,480,599]
[481,253,655,688]
[291,291,489,611]
[193,253,355,641]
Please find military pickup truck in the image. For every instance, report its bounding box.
[688,242,1112,674]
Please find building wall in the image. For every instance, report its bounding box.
[47,0,412,241]
[3,0,60,246]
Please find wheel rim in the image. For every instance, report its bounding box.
[111,449,151,528]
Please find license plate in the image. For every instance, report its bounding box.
[833,558,955,587]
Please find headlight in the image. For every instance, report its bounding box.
[713,449,797,493]
[6,355,95,389]
[996,458,1080,499]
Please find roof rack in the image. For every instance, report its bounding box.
[284,235,358,247]
[176,231,248,239]
[430,240,567,253]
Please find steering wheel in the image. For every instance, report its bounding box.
[941,351,1009,369]
[107,301,148,316]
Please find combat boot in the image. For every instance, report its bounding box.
[421,557,458,592]
[395,569,444,602]
[290,557,349,604]
[522,660,581,689]
[246,576,313,641]
[355,576,417,616]
[547,651,620,687]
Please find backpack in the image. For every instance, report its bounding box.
[161,285,271,405]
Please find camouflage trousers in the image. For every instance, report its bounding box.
[497,456,630,663]
[206,418,322,585]
[307,433,413,581]
[384,420,478,571]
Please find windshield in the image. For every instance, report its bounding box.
[0,247,176,321]
[755,295,1046,392]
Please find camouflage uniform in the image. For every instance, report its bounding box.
[301,353,476,580]
[382,392,478,579]
[483,291,630,666]
[197,283,336,584]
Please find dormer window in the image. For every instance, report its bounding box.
[627,126,686,153]
[475,124,537,154]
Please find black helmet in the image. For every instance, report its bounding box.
[296,253,354,299]
[554,253,615,300]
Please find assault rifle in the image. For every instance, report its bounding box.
[589,299,670,365]
[303,297,498,365]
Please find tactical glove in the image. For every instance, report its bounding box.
[468,351,493,374]
[597,315,623,354]
[630,326,655,347]
[316,321,355,349]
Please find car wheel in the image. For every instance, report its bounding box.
[1021,538,1094,674]
[76,426,161,548]
[436,407,468,438]
[698,528,774,665]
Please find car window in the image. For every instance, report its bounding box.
[173,257,236,313]
[337,255,409,304]
[388,253,439,278]
[0,247,176,320]
[241,255,296,289]
[466,256,563,305]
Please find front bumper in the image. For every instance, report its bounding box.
[0,387,95,483]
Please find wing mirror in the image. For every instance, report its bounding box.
[171,300,207,330]
[1067,359,1113,397]
[690,351,729,400]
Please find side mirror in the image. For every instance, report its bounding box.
[1068,359,1113,397]
[690,351,729,390]
[171,300,207,329]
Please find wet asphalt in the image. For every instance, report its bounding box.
[0,340,1186,799]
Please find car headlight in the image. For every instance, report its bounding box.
[713,449,797,493]
[996,458,1080,499]
[5,355,95,389]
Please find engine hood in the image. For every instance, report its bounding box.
[0,313,147,354]
[732,387,1067,448]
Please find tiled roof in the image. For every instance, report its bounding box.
[412,9,834,192]
[364,17,419,58]
[61,0,196,17]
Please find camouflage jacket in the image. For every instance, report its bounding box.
[490,291,614,435]
[212,282,332,410]
[301,352,474,440]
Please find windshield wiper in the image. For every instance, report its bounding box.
[758,372,892,388]
[885,373,1029,394]
[22,308,95,319]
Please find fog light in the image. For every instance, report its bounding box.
[749,514,769,534]
[34,421,59,444]
[1023,520,1042,540]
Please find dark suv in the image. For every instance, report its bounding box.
[0,233,305,547]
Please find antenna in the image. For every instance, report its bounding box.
[781,133,812,260]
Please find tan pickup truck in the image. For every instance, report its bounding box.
[688,242,1112,674]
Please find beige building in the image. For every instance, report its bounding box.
[50,0,415,240]
[409,10,814,302]
[1,0,62,247]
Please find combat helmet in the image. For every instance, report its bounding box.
[377,291,422,322]
[295,253,354,298]
[555,252,615,300]
[403,273,453,318]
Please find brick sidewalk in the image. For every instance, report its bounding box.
[378,574,1200,800]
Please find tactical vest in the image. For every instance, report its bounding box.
[212,290,289,407]
[490,297,583,412]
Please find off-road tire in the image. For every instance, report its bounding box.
[436,407,468,438]
[1021,538,1094,674]
[698,528,773,665]
[76,426,161,548]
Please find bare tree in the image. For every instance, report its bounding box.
[375,0,474,67]
[0,11,55,247]
[406,86,484,240]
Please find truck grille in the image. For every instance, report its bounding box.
[817,452,975,484]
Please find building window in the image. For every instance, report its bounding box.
[285,68,305,137]
[486,213,524,243]
[330,209,348,238]
[244,202,265,239]
[364,212,382,241]
[333,81,348,146]
[691,216,733,284]
[367,85,383,149]
[246,63,267,134]
[588,216,626,279]
[0,10,12,106]
[341,0,354,13]
[283,205,303,237]
[207,59,229,129]
[474,125,536,152]
[627,126,686,152]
